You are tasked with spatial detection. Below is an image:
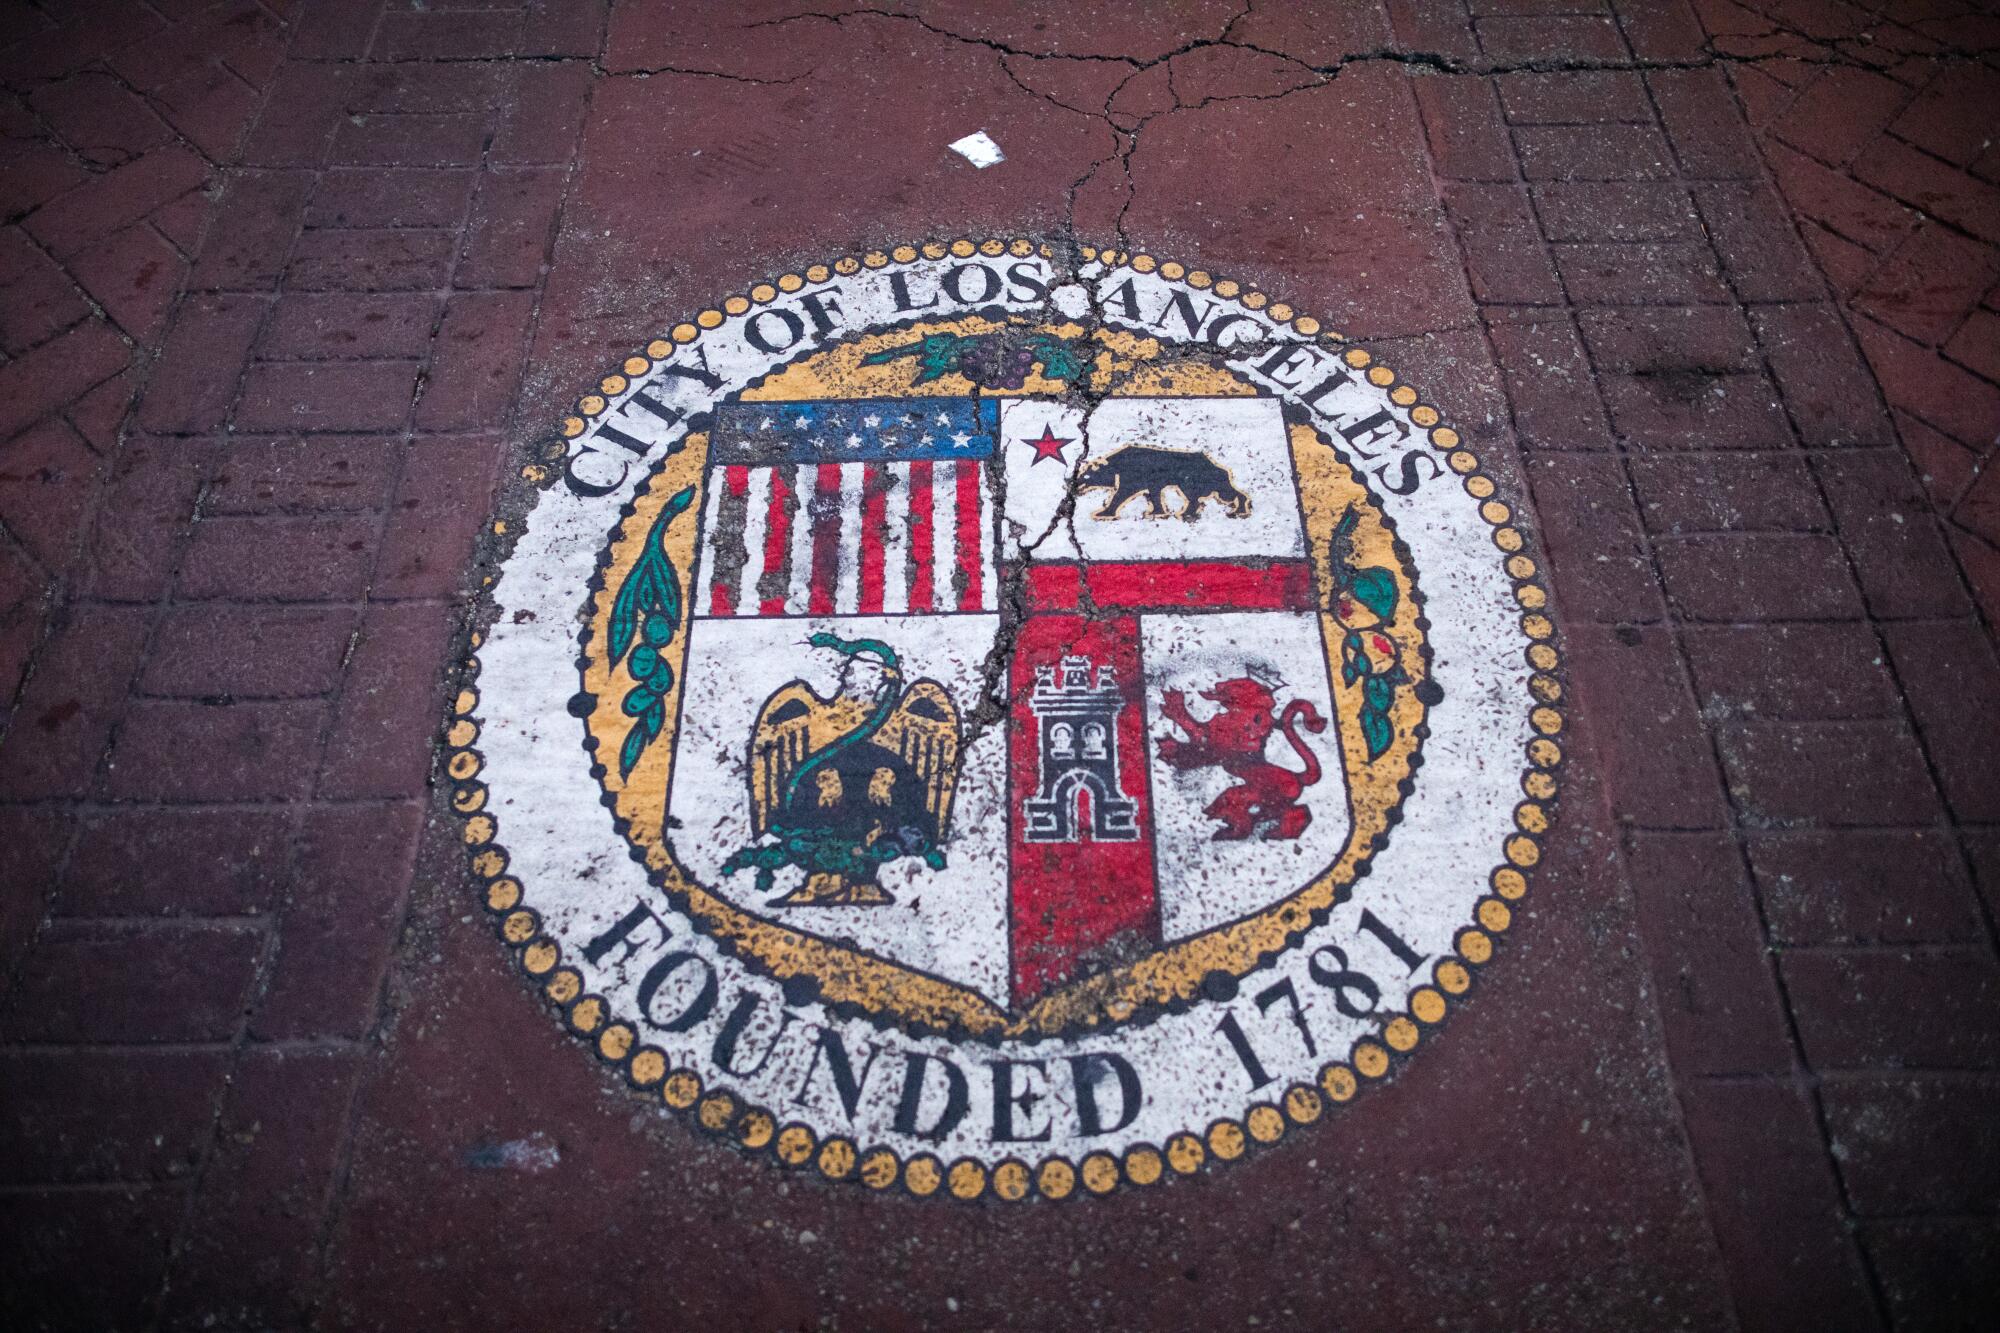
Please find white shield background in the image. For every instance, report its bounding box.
[1142,610,1352,941]
[665,612,1013,1006]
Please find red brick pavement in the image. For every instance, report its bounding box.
[0,1,1996,1328]
[1714,0,2000,629]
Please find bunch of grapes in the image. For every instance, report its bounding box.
[955,336,1038,390]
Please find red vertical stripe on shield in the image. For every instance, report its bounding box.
[759,467,794,617]
[1008,614,1158,1009]
[858,462,887,614]
[709,465,749,616]
[955,460,982,611]
[808,462,842,615]
[909,460,935,613]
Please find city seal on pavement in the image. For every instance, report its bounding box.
[452,239,1564,1201]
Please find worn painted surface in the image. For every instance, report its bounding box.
[464,247,1552,1194]
[5,1,1999,1328]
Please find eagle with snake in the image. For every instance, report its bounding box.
[722,632,962,906]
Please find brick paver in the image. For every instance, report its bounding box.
[1726,0,2000,623]
[1,2,1996,1328]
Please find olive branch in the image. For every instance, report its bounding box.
[607,485,696,777]
[1327,508,1407,763]
[1340,628,1407,762]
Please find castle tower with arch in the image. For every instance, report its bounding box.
[1023,656,1140,843]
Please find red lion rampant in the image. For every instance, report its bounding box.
[1157,677,1327,840]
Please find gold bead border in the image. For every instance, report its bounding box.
[466,238,1564,1201]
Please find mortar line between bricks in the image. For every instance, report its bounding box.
[1733,39,2000,417]
[1648,529,1848,543]
[112,593,456,610]
[1512,441,1948,456]
[122,15,332,1325]
[1625,817,1992,834]
[1502,117,1657,130]
[0,223,141,590]
[1418,15,1788,1314]
[1581,24,1818,1330]
[1852,218,1974,336]
[1659,83,1865,1239]
[1682,45,1972,1326]
[0,784,426,804]
[1840,312,2000,528]
[1698,36,2000,967]
[8,42,266,274]
[0,207,205,1015]
[1693,1053,2000,1077]
[1814,1067,2000,1086]
[30,913,274,931]
[68,593,482,613]
[202,95,461,1333]
[1807,1208,2000,1225]
[1631,613,1979,629]
[293,37,583,1317]
[93,425,264,844]
[1532,11,1880,1323]
[1808,476,2000,959]
[0,1179,189,1196]
[1765,939,1999,956]
[0,1034,361,1056]
[78,426,445,440]
[1763,121,2000,263]
[0,793,428,813]
[0,303,102,389]
[1688,1067,2000,1088]
[243,353,429,366]
[139,211,197,281]
[123,691,363,704]
[1848,310,2000,587]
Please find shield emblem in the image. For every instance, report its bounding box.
[581,323,1430,1039]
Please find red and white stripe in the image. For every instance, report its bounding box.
[699,460,993,618]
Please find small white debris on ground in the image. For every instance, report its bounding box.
[949,130,1005,168]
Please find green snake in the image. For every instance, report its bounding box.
[776,632,903,819]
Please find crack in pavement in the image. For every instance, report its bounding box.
[272,6,1999,287]
[750,2,1998,76]
[739,2,1996,269]
[611,63,817,85]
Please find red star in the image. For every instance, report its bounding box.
[1022,425,1072,465]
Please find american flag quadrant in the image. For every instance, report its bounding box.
[696,398,998,618]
